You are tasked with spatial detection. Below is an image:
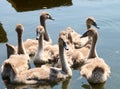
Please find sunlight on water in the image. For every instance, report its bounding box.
[0,0,120,89]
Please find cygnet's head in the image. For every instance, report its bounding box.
[36,25,45,40]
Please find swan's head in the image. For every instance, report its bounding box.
[59,31,66,38]
[86,17,99,29]
[58,37,69,50]
[59,30,71,44]
[81,28,98,38]
[40,12,54,20]
[66,27,73,34]
[36,25,45,40]
[15,24,24,34]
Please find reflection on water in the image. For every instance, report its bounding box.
[62,78,71,89]
[7,0,72,12]
[82,82,106,89]
[4,82,52,89]
[4,77,71,89]
[0,22,8,43]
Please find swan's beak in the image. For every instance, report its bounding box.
[93,22,100,29]
[36,36,39,40]
[49,15,55,20]
[80,31,88,38]
[36,32,40,40]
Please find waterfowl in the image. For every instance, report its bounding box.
[80,28,110,84]
[1,24,30,80]
[33,25,59,66]
[40,11,54,43]
[55,17,100,68]
[55,30,85,68]
[65,17,99,49]
[67,17,100,67]
[24,11,54,47]
[33,25,56,66]
[3,35,72,85]
[6,12,54,58]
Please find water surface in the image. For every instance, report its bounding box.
[0,0,120,89]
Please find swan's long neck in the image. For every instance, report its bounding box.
[17,32,26,55]
[38,33,44,53]
[86,23,92,42]
[88,34,98,59]
[59,44,71,74]
[40,17,50,42]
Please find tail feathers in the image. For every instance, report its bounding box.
[1,63,16,80]
[81,66,105,79]
[6,43,16,58]
[93,66,104,73]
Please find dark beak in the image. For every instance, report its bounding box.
[93,22,100,29]
[36,32,39,40]
[80,31,88,38]
[49,15,55,20]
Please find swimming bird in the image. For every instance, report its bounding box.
[3,35,72,85]
[80,28,110,84]
[68,17,100,68]
[40,11,54,43]
[55,17,100,68]
[24,11,54,47]
[33,25,58,67]
[55,30,85,69]
[6,12,54,58]
[1,24,30,80]
[65,17,99,49]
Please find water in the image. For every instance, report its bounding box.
[0,0,120,89]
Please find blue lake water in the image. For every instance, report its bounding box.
[0,0,120,89]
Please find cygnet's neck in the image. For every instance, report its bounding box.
[59,44,71,75]
[17,32,26,55]
[38,33,44,52]
[88,34,98,59]
[40,16,50,42]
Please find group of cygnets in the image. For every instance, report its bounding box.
[1,12,111,85]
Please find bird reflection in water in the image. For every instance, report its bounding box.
[4,77,71,89]
[81,82,106,89]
